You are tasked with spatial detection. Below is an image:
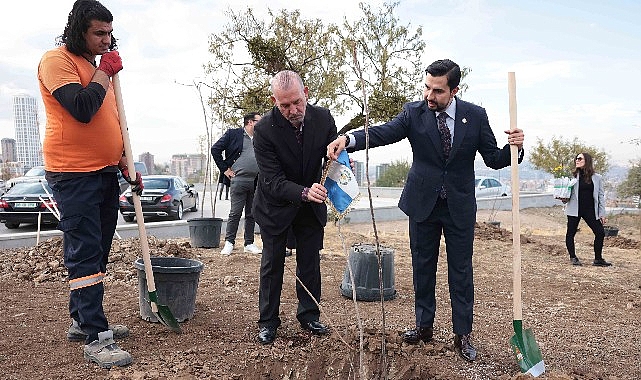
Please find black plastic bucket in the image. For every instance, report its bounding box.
[340,243,396,301]
[134,257,204,323]
[187,217,222,248]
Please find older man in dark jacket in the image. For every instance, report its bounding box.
[252,70,336,345]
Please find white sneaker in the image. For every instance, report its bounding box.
[220,241,234,256]
[243,243,262,254]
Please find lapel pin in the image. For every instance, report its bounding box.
[462,118,467,124]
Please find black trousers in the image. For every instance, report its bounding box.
[409,197,475,335]
[566,212,605,259]
[258,205,323,329]
[286,226,296,249]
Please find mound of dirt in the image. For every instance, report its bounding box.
[0,206,640,379]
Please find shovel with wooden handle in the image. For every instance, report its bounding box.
[112,73,181,333]
[507,72,544,376]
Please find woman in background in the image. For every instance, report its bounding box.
[564,152,611,267]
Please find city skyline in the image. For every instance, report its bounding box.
[1,0,639,167]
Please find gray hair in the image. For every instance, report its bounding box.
[270,70,304,94]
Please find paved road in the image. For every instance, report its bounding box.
[1,189,573,249]
[0,188,232,238]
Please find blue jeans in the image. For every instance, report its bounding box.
[49,172,119,343]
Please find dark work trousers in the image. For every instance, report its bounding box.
[258,205,323,329]
[565,211,605,260]
[409,197,475,335]
[224,179,256,246]
[49,172,119,344]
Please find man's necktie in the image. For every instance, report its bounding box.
[437,112,451,199]
[437,112,451,158]
[295,127,303,145]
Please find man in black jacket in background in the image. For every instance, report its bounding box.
[211,112,262,256]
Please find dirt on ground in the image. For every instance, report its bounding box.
[0,206,640,379]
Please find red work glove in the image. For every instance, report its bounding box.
[120,166,144,196]
[98,51,123,77]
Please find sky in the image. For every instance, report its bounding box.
[1,0,640,167]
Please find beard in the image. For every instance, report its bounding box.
[425,98,449,112]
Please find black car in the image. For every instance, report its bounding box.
[0,180,59,229]
[119,175,198,222]
[5,165,46,190]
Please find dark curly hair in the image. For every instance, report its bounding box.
[56,0,117,55]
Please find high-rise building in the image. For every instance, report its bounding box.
[139,152,155,175]
[376,163,390,181]
[1,138,17,163]
[13,94,43,171]
[170,153,206,182]
[353,160,366,186]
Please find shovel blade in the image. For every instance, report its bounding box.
[510,326,545,377]
[147,291,182,333]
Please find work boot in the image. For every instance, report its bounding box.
[67,319,129,342]
[84,330,132,368]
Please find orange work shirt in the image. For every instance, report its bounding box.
[38,46,123,172]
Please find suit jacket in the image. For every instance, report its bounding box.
[211,128,245,173]
[252,104,338,235]
[564,173,605,218]
[351,98,522,227]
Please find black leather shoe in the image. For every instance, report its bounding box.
[570,257,582,266]
[454,334,477,362]
[257,327,276,345]
[300,321,329,335]
[593,258,612,267]
[402,327,433,344]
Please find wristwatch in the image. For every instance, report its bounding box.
[340,133,350,147]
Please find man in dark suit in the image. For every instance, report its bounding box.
[327,59,524,362]
[252,70,337,344]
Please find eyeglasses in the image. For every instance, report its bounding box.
[575,157,584,161]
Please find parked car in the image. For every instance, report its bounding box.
[5,165,46,190]
[117,161,149,193]
[119,175,198,222]
[0,180,58,229]
[475,176,510,198]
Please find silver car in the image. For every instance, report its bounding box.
[475,176,510,198]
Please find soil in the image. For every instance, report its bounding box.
[0,206,640,379]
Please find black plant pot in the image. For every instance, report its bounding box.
[340,243,397,302]
[187,217,223,248]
